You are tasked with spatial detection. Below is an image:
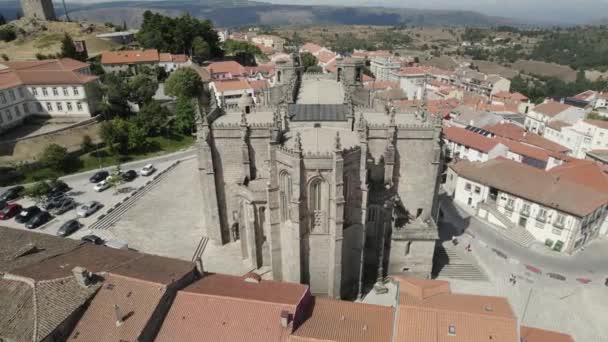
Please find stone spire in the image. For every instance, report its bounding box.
[334,131,342,151]
[389,106,396,126]
[240,110,248,127]
[293,132,302,153]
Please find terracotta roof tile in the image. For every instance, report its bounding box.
[249,79,270,91]
[495,137,553,162]
[318,50,337,64]
[291,298,394,342]
[393,67,426,76]
[365,80,398,90]
[0,58,98,90]
[533,101,572,117]
[485,122,570,153]
[584,119,608,130]
[548,159,608,193]
[101,49,160,64]
[212,79,252,92]
[443,125,500,153]
[301,43,323,54]
[520,326,574,342]
[207,61,246,77]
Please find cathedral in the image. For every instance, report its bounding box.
[196,55,443,299]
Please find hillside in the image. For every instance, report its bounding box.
[0,0,519,29]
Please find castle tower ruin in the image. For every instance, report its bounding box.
[20,0,56,21]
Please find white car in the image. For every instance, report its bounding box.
[139,164,156,176]
[93,180,111,192]
[76,201,102,218]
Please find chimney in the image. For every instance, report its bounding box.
[280,310,290,328]
[72,267,91,288]
[114,304,124,327]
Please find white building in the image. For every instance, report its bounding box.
[370,57,401,81]
[390,67,427,100]
[445,158,608,254]
[525,100,587,135]
[544,119,608,159]
[101,49,190,74]
[0,58,100,133]
[209,79,255,108]
[455,69,511,97]
[251,35,285,52]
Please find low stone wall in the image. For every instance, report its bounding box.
[0,118,103,164]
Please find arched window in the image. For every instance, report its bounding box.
[309,178,324,231]
[279,171,292,222]
[277,70,282,83]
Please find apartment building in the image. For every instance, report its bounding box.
[0,58,99,133]
[101,49,190,74]
[455,68,511,97]
[524,100,586,135]
[370,56,402,81]
[545,119,608,158]
[390,67,427,100]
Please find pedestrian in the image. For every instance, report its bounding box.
[466,244,471,252]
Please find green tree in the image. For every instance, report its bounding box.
[81,135,95,153]
[301,52,318,70]
[101,73,131,118]
[25,181,53,204]
[40,144,71,172]
[60,33,87,61]
[100,118,130,154]
[127,124,148,151]
[135,100,170,136]
[174,97,196,134]
[0,26,16,42]
[192,36,211,63]
[128,74,158,106]
[165,68,202,98]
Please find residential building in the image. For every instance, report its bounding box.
[101,49,190,73]
[455,68,511,96]
[156,273,311,342]
[251,34,286,51]
[491,90,532,114]
[370,56,402,81]
[0,58,99,133]
[299,43,326,56]
[390,67,427,100]
[485,122,571,154]
[209,79,255,107]
[544,119,608,158]
[206,60,247,80]
[524,100,586,135]
[446,158,608,253]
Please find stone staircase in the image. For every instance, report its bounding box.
[477,203,537,248]
[433,243,488,281]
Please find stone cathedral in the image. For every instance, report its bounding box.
[196,55,442,299]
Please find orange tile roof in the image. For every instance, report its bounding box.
[394,277,518,342]
[393,67,426,76]
[68,274,167,342]
[207,60,246,77]
[3,58,89,72]
[101,49,160,64]
[533,101,572,117]
[485,122,570,153]
[549,159,608,193]
[159,53,189,63]
[450,158,608,217]
[290,298,394,342]
[301,43,323,54]
[495,137,553,162]
[249,79,270,91]
[212,79,251,92]
[443,125,500,153]
[0,58,98,90]
[520,326,574,342]
[584,119,608,130]
[493,91,528,102]
[318,50,337,64]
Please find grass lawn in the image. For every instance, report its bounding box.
[18,134,195,184]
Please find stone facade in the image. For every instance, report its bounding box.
[20,0,56,20]
[197,55,441,299]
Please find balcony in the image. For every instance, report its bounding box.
[520,209,531,218]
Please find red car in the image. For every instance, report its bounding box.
[0,203,22,220]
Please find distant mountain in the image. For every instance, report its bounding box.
[0,0,521,28]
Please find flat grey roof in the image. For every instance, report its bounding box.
[289,104,348,122]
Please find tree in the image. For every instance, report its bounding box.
[81,135,95,153]
[192,36,211,63]
[100,118,130,154]
[301,52,318,70]
[25,181,53,204]
[0,26,16,42]
[128,74,158,106]
[106,164,123,194]
[127,124,148,151]
[0,14,6,26]
[174,97,196,134]
[101,73,131,118]
[165,68,202,98]
[60,33,87,61]
[40,144,71,172]
[135,100,170,136]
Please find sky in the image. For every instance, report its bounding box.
[64,0,608,24]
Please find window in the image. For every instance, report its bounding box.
[46,102,52,111]
[66,102,73,111]
[32,87,38,96]
[76,102,83,111]
[8,89,15,101]
[73,87,79,95]
[448,325,456,336]
[36,102,43,112]
[309,179,324,231]
[56,102,63,111]
[52,87,59,96]
[5,110,12,120]
[552,227,563,236]
[474,186,481,194]
[521,202,531,217]
[42,88,48,96]
[14,106,20,117]
[537,208,547,222]
[506,198,515,210]
[17,87,24,98]
[22,103,29,113]
[0,92,5,104]
[555,214,566,228]
[279,171,292,222]
[464,183,471,191]
[0,113,3,123]
[62,87,69,96]
[535,220,544,228]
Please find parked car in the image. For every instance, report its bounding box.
[0,186,24,202]
[0,203,22,220]
[0,200,6,210]
[81,234,104,245]
[15,206,41,224]
[94,180,111,192]
[89,170,109,183]
[139,164,156,176]
[51,180,70,193]
[77,201,102,218]
[104,239,129,250]
[51,198,77,215]
[57,219,81,237]
[42,194,68,210]
[122,170,138,182]
[25,211,51,229]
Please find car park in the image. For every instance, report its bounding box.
[15,206,41,224]
[57,219,81,237]
[77,201,102,218]
[51,198,77,216]
[42,194,68,210]
[0,203,22,220]
[122,170,138,182]
[81,235,104,245]
[139,164,156,176]
[94,180,111,192]
[25,211,51,229]
[89,170,109,183]
[0,186,24,202]
[50,181,70,194]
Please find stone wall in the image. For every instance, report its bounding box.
[20,0,56,20]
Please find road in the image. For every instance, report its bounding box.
[440,195,608,280]
[0,148,196,242]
